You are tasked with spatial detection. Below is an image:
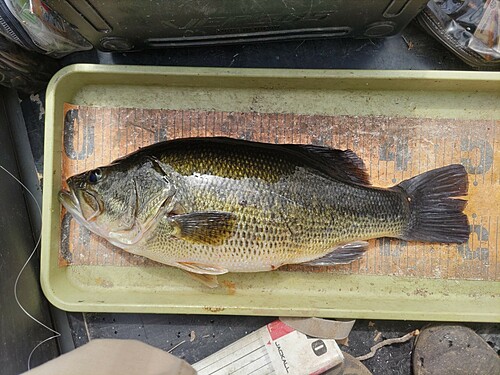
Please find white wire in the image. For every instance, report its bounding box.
[0,165,61,370]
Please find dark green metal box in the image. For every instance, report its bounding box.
[46,0,428,51]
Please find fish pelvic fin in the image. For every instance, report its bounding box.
[176,261,228,275]
[301,241,369,266]
[182,270,220,288]
[395,164,469,243]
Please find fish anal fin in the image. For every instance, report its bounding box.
[302,241,369,266]
[182,270,220,288]
[176,261,228,275]
[289,145,370,185]
[169,211,237,245]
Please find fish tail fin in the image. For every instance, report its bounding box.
[396,164,469,243]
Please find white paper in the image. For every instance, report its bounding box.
[193,320,344,375]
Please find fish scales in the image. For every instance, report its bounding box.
[123,139,405,271]
[144,173,409,271]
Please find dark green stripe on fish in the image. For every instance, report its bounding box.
[59,137,469,287]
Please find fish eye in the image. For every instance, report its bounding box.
[88,168,103,184]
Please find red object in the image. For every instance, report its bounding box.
[266,320,295,341]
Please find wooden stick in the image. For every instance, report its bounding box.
[356,329,420,361]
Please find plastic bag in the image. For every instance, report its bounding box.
[417,0,499,69]
[0,0,91,57]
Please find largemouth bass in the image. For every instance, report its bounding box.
[59,137,469,287]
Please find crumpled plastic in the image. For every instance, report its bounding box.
[1,0,91,57]
[417,0,499,69]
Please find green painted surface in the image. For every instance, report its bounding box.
[42,64,500,321]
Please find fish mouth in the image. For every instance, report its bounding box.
[58,188,101,222]
[59,188,86,226]
[59,189,79,213]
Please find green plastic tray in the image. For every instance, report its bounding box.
[41,64,500,321]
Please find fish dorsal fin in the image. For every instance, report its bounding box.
[286,144,370,185]
[302,241,369,266]
[168,211,237,245]
[176,262,228,275]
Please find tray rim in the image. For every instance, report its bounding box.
[41,64,500,321]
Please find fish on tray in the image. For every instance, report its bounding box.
[59,137,469,287]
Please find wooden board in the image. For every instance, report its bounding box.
[60,104,499,281]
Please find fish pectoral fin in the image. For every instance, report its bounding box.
[176,261,228,275]
[182,271,220,288]
[168,211,237,245]
[302,241,369,266]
